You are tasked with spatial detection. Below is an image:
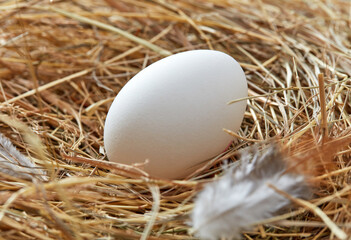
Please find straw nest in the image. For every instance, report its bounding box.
[0,0,350,239]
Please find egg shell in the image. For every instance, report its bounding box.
[104,50,247,179]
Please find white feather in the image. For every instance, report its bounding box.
[0,133,45,180]
[191,144,310,240]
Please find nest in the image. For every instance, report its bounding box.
[0,0,350,239]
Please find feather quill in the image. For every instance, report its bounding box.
[190,144,311,240]
[0,133,45,180]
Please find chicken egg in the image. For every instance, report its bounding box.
[104,50,247,179]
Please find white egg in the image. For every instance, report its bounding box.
[104,50,247,179]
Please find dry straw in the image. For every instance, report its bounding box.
[0,0,350,239]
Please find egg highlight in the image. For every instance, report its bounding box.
[104,50,247,179]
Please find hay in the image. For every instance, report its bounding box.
[0,0,350,239]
